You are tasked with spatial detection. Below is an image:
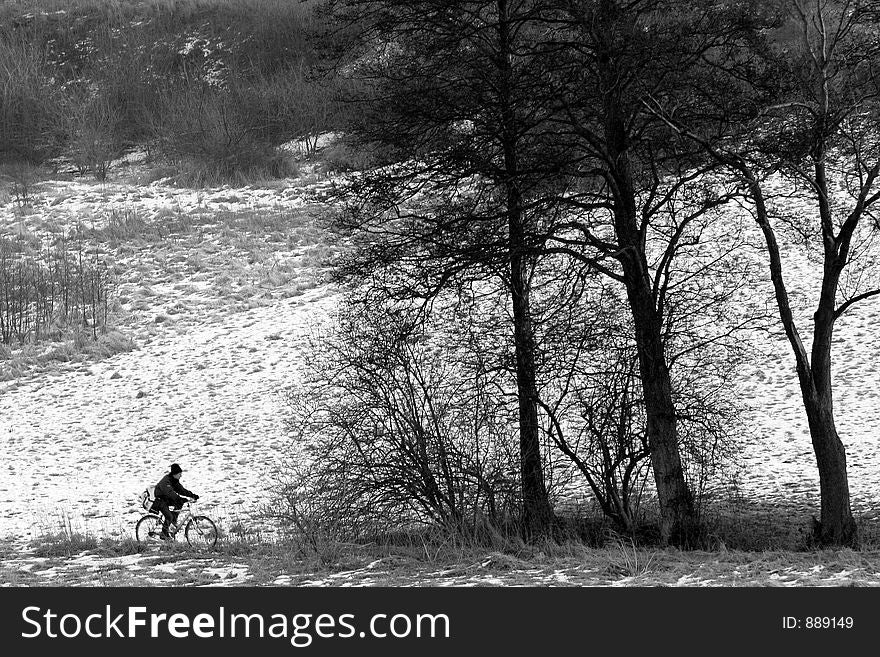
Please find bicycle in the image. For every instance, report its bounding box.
[135,490,218,549]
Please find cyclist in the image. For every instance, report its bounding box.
[151,463,199,540]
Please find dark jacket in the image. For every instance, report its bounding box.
[154,473,195,506]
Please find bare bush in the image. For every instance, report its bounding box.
[65,89,123,180]
[531,261,748,536]
[241,66,342,157]
[2,1,343,179]
[544,350,652,534]
[0,29,66,164]
[148,84,292,184]
[273,300,521,543]
[0,233,114,345]
[0,162,45,208]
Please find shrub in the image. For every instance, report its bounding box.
[0,234,114,345]
[148,84,294,184]
[1,0,344,178]
[0,29,66,164]
[65,89,124,180]
[30,530,98,558]
[273,299,522,544]
[531,262,745,537]
[237,68,325,151]
[320,140,379,173]
[0,162,47,207]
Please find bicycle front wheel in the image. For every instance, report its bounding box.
[135,514,163,543]
[185,515,218,549]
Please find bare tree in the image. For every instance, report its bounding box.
[327,0,767,544]
[532,236,753,535]
[518,0,754,544]
[649,0,880,546]
[327,0,568,536]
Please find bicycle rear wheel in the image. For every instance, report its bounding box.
[135,514,164,543]
[185,515,218,549]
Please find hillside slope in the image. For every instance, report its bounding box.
[1,169,880,543]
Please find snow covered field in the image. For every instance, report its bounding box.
[1,168,880,547]
[1,173,339,541]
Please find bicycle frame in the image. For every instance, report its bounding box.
[166,502,196,536]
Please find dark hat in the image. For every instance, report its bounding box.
[169,463,184,475]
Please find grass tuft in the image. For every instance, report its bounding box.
[30,531,98,558]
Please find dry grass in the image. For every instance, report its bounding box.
[0,331,137,381]
[29,531,98,558]
[5,509,880,586]
[0,193,334,383]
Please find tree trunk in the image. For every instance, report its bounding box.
[600,62,697,543]
[804,280,857,546]
[801,387,857,546]
[510,242,554,537]
[497,0,553,537]
[621,254,696,545]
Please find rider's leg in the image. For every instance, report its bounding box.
[154,499,174,537]
[169,507,181,532]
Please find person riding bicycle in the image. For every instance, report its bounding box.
[151,463,199,540]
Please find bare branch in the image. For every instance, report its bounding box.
[834,287,880,319]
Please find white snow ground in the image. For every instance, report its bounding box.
[0,285,336,540]
[1,173,338,541]
[1,168,880,545]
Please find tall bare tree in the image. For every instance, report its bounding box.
[326,0,563,536]
[528,0,756,544]
[649,0,880,546]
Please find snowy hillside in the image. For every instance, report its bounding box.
[1,167,880,543]
[0,172,339,540]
